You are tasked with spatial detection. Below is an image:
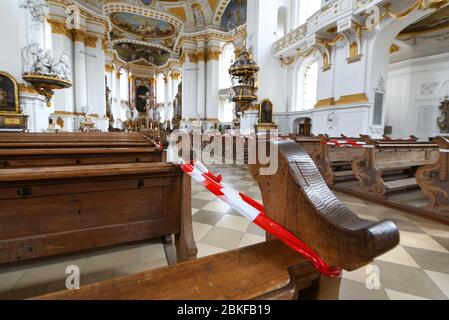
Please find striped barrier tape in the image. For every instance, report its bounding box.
[180,159,342,278]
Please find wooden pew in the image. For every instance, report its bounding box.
[294,135,366,185]
[0,132,153,149]
[352,136,439,195]
[0,133,163,168]
[416,136,449,214]
[0,163,197,265]
[35,140,399,300]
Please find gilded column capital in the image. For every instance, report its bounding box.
[187,52,198,64]
[206,47,221,62]
[171,71,181,81]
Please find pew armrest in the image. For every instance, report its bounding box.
[250,141,400,271]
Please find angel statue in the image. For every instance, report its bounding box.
[50,53,71,80]
[22,43,51,74]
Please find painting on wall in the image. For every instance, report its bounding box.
[111,12,176,38]
[220,0,247,30]
[259,99,274,124]
[113,42,171,66]
[0,72,19,113]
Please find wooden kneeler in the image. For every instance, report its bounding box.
[35,141,399,300]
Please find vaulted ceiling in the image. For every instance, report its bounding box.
[81,0,248,67]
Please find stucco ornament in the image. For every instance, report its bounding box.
[20,0,48,26]
[22,44,71,80]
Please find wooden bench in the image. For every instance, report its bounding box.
[0,133,163,168]
[352,136,439,195]
[294,135,366,185]
[35,140,399,300]
[0,132,154,149]
[0,163,196,265]
[416,136,449,214]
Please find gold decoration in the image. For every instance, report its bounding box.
[315,98,336,109]
[47,19,71,38]
[22,73,72,107]
[171,71,181,80]
[85,33,98,48]
[196,51,206,62]
[105,64,114,73]
[206,48,221,62]
[18,84,40,95]
[335,93,369,105]
[180,52,186,65]
[73,30,86,43]
[390,44,401,53]
[102,38,108,51]
[0,72,20,114]
[280,48,316,67]
[187,52,198,64]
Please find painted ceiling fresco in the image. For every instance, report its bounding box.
[111,12,176,38]
[113,42,171,66]
[92,0,248,67]
[220,0,247,30]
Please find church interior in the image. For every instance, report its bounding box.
[0,0,448,301]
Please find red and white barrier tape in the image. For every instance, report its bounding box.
[180,160,342,278]
[326,139,373,148]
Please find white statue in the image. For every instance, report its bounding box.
[50,53,71,80]
[22,43,71,80]
[127,107,139,121]
[193,8,205,28]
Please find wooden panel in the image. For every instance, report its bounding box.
[0,163,191,265]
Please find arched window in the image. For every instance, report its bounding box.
[297,0,321,26]
[297,59,318,111]
[119,68,128,102]
[219,43,235,90]
[277,6,288,39]
[156,73,165,104]
[219,43,236,123]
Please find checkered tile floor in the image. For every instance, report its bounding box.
[1,164,448,300]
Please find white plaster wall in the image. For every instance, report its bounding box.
[247,0,290,113]
[385,52,449,139]
[86,38,106,118]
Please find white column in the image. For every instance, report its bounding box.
[182,48,198,123]
[205,40,221,127]
[50,24,76,131]
[73,31,87,115]
[196,41,206,120]
[164,74,170,122]
[85,36,107,131]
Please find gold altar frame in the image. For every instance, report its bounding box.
[0,71,20,115]
[258,99,274,125]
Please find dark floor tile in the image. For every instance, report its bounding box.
[192,210,226,226]
[403,246,449,274]
[192,198,210,210]
[373,260,447,299]
[432,236,449,252]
